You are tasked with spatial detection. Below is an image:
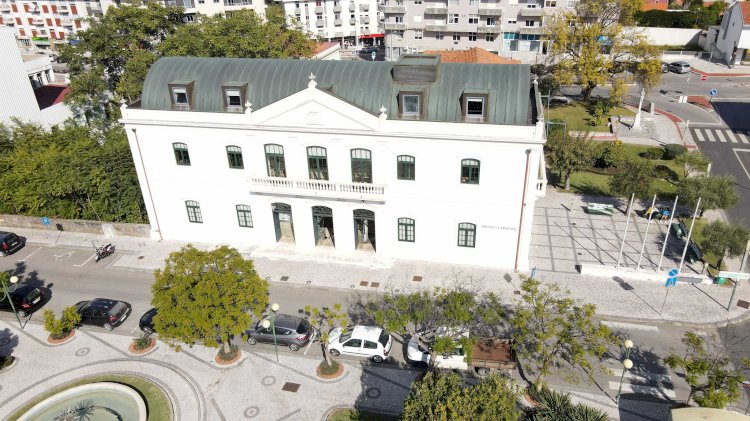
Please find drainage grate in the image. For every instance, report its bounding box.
[138,256,144,260]
[280,276,289,282]
[412,276,422,282]
[282,382,300,392]
[513,290,521,295]
[370,282,380,288]
[360,281,369,287]
[738,300,750,309]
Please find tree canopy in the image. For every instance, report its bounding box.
[544,126,595,190]
[151,245,269,354]
[608,158,655,200]
[677,175,738,212]
[301,304,348,365]
[544,0,663,99]
[699,220,749,271]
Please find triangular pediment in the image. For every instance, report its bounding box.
[251,86,381,131]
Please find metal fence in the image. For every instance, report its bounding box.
[623,94,651,112]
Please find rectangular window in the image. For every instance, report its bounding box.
[264,144,286,177]
[173,142,191,166]
[457,223,476,247]
[466,96,485,119]
[436,31,444,40]
[186,200,203,223]
[397,155,415,180]
[401,94,420,116]
[525,20,535,27]
[469,0,478,4]
[452,32,460,41]
[414,29,422,39]
[468,32,476,41]
[468,15,478,24]
[225,89,242,111]
[226,145,244,169]
[172,87,189,110]
[414,0,422,3]
[351,149,372,183]
[486,33,495,41]
[449,13,458,24]
[236,205,253,228]
[395,15,403,23]
[544,0,556,6]
[461,159,480,184]
[486,17,496,26]
[307,146,329,180]
[398,218,415,242]
[507,18,517,24]
[448,0,458,4]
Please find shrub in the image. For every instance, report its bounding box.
[0,356,15,370]
[654,164,679,181]
[43,306,81,340]
[643,147,664,160]
[664,144,687,160]
[594,141,625,168]
[318,360,340,375]
[527,387,608,421]
[133,334,153,350]
[588,99,613,126]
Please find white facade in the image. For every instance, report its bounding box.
[279,0,382,43]
[715,1,750,65]
[166,0,267,20]
[120,59,546,271]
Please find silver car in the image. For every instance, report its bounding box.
[669,61,691,74]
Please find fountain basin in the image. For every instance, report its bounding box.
[18,382,147,421]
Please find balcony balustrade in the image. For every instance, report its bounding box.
[248,177,386,201]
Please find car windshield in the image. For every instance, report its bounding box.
[296,319,311,334]
[338,327,353,343]
[378,330,390,347]
[107,302,127,316]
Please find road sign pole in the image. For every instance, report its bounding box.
[657,196,679,272]
[637,194,658,271]
[678,197,701,274]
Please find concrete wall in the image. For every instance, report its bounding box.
[716,2,746,64]
[0,27,42,126]
[0,214,151,238]
[632,26,702,46]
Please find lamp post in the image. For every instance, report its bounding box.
[0,275,23,329]
[615,339,634,404]
[261,302,280,362]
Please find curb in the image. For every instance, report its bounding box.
[600,305,750,329]
[690,69,750,78]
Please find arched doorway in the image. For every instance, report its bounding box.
[353,209,375,251]
[272,203,294,243]
[312,206,334,247]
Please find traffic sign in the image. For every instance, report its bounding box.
[666,268,678,287]
[700,74,708,81]
[42,217,50,226]
[709,89,718,96]
[718,271,750,280]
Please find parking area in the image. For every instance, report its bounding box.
[529,194,699,275]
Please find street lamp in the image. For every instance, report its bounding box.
[261,302,280,362]
[615,339,634,404]
[0,275,23,329]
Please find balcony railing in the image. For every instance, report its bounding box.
[424,7,447,14]
[381,5,405,13]
[359,4,369,11]
[316,19,324,27]
[425,24,447,31]
[333,4,341,12]
[384,22,405,30]
[477,25,501,33]
[249,177,386,201]
[478,8,502,16]
[225,0,253,5]
[518,8,544,17]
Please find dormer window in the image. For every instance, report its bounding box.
[465,95,487,121]
[226,90,242,109]
[172,88,189,108]
[400,92,422,118]
[169,81,194,111]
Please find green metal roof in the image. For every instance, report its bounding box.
[140,57,533,125]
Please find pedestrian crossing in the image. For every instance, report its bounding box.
[601,321,659,333]
[692,127,750,143]
[607,366,676,399]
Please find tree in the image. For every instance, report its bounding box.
[675,151,709,178]
[608,158,655,214]
[664,332,750,408]
[699,220,749,271]
[159,7,316,59]
[544,126,595,190]
[401,372,521,421]
[545,0,663,99]
[510,276,616,390]
[151,245,269,355]
[302,304,348,366]
[43,306,81,340]
[677,175,738,213]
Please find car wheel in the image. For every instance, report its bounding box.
[372,355,384,363]
[289,343,300,352]
[247,337,257,345]
[103,323,113,331]
[329,349,340,357]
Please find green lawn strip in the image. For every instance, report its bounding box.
[546,101,634,132]
[7,374,172,421]
[327,408,400,421]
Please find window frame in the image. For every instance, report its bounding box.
[264,144,287,178]
[168,82,194,111]
[398,217,415,242]
[464,94,487,121]
[351,148,373,183]
[460,158,480,184]
[226,145,244,169]
[223,87,244,112]
[457,222,476,248]
[185,200,203,223]
[399,92,422,118]
[306,146,329,180]
[236,204,253,228]
[396,155,415,180]
[173,142,191,166]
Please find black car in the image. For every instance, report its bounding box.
[0,232,25,257]
[139,308,157,334]
[75,298,132,331]
[245,314,315,351]
[0,284,45,317]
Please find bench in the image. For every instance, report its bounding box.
[586,203,614,216]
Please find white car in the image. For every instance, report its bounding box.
[406,329,469,370]
[327,325,392,363]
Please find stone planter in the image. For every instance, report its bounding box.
[214,349,242,366]
[128,338,156,355]
[0,356,17,373]
[316,360,344,379]
[47,330,75,345]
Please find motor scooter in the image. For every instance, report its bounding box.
[93,241,115,262]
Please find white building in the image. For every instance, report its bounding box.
[164,0,267,21]
[0,27,72,127]
[120,56,546,270]
[278,0,383,45]
[714,1,750,66]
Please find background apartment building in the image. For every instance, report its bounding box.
[0,0,117,51]
[382,0,574,62]
[278,0,382,45]
[164,0,267,21]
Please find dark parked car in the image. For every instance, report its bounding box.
[360,45,378,54]
[75,298,132,330]
[139,308,157,334]
[0,284,45,317]
[0,232,25,256]
[245,314,314,351]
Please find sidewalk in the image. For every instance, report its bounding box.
[612,108,689,148]
[2,209,748,326]
[662,55,750,77]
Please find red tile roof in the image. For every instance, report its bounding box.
[422,47,521,64]
[640,0,667,11]
[741,1,750,25]
[312,41,339,56]
[33,84,69,110]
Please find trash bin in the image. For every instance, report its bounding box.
[716,277,726,285]
[671,222,683,238]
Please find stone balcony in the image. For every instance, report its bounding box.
[518,8,544,17]
[477,25,502,33]
[383,22,406,30]
[477,7,502,16]
[424,7,447,14]
[249,177,386,202]
[381,5,406,13]
[425,24,448,31]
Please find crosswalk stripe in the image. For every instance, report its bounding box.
[609,368,672,383]
[740,131,750,144]
[601,321,659,332]
[715,130,727,142]
[608,382,676,398]
[693,129,706,142]
[725,130,739,143]
[705,129,717,142]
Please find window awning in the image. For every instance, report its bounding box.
[359,33,384,39]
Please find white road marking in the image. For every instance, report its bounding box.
[705,130,717,142]
[738,131,750,144]
[733,149,750,184]
[725,130,738,143]
[609,368,672,383]
[715,129,727,142]
[693,129,705,142]
[53,251,75,261]
[74,254,97,267]
[17,246,42,262]
[303,338,315,355]
[602,321,659,332]
[608,381,676,398]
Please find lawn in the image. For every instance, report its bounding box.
[546,100,635,132]
[8,374,172,421]
[327,408,399,421]
[685,218,725,274]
